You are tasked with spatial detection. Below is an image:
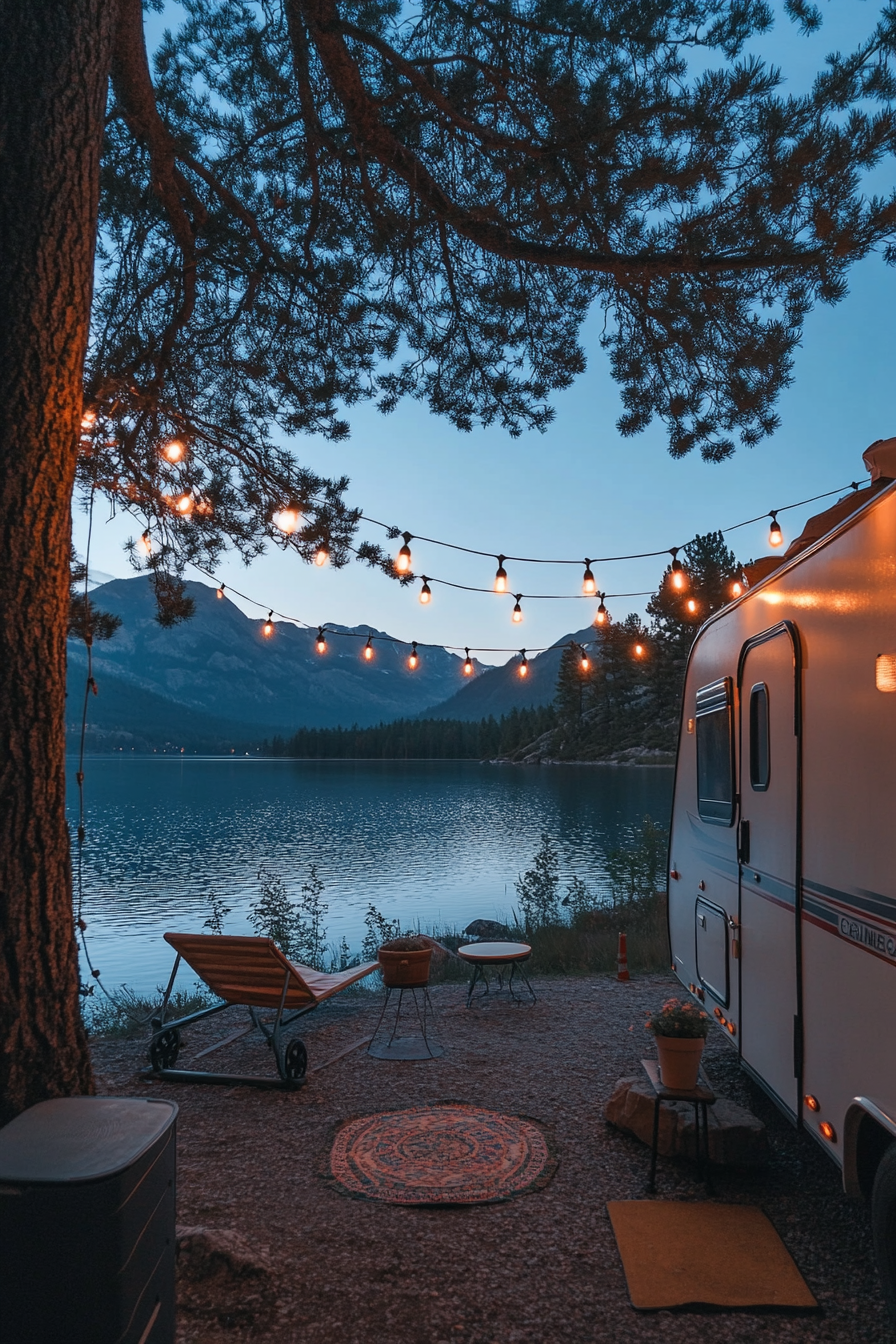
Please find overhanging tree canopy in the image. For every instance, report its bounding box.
[2,0,896,1118]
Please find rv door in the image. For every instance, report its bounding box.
[737,623,801,1118]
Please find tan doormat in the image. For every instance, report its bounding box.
[607,1202,818,1310]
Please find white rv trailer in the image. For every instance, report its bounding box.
[667,438,896,1306]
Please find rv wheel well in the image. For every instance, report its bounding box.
[855,1115,896,1201]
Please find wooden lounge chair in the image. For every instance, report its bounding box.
[141,933,378,1089]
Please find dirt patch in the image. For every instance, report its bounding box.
[91,975,893,1343]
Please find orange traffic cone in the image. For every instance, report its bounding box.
[617,931,630,982]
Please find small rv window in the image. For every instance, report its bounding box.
[695,678,735,826]
[749,683,770,791]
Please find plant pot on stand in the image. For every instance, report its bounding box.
[655,1034,705,1090]
[369,938,442,1060]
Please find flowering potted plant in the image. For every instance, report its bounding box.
[377,936,433,988]
[646,997,711,1090]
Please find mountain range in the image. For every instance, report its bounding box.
[67,576,585,750]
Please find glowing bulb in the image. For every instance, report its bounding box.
[174,492,193,515]
[217,584,225,599]
[316,626,327,654]
[408,641,418,670]
[634,642,645,658]
[805,1095,820,1113]
[582,562,596,596]
[731,580,743,598]
[819,1121,836,1142]
[395,532,413,574]
[580,650,590,671]
[273,501,301,534]
[686,598,698,614]
[81,410,97,430]
[161,439,186,464]
[768,511,783,547]
[263,611,274,637]
[137,530,152,556]
[364,636,374,661]
[594,595,608,626]
[463,647,474,676]
[669,550,688,591]
[512,595,523,624]
[494,556,508,593]
[419,577,432,604]
[314,547,329,566]
[518,651,529,678]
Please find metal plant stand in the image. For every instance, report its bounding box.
[641,1058,717,1195]
[368,985,444,1060]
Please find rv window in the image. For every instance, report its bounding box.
[749,683,770,791]
[695,678,735,826]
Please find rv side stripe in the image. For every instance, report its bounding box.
[804,877,896,927]
[743,867,796,908]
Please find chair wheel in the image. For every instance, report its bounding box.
[283,1039,308,1081]
[149,1027,180,1071]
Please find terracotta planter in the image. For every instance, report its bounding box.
[377,947,432,989]
[656,1035,705,1090]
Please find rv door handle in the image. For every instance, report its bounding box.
[738,820,751,865]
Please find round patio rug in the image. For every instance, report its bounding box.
[328,1103,556,1205]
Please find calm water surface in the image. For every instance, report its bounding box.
[67,758,673,994]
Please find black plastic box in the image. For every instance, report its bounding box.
[0,1096,177,1343]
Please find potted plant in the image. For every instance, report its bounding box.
[377,936,433,988]
[646,997,711,1090]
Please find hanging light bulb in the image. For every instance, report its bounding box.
[216,583,225,600]
[512,594,523,624]
[364,635,374,661]
[580,647,590,672]
[272,500,302,534]
[633,641,645,658]
[314,546,329,566]
[686,598,698,615]
[408,640,419,670]
[81,409,97,430]
[594,594,608,626]
[518,650,529,678]
[395,532,413,574]
[316,626,327,654]
[137,530,152,556]
[161,439,186,464]
[263,611,275,637]
[174,492,193,516]
[419,577,432,604]
[494,555,508,593]
[582,561,596,595]
[731,579,744,598]
[768,511,783,548]
[463,647,474,676]
[669,548,688,591]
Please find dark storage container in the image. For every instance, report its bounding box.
[0,1096,177,1344]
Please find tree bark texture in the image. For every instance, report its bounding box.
[0,0,117,1121]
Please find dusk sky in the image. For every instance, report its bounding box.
[75,2,895,666]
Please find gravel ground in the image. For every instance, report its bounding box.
[92,974,893,1343]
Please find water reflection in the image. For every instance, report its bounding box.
[68,758,672,993]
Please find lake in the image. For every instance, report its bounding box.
[67,758,673,995]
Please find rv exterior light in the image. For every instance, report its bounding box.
[876,654,896,692]
[419,577,432,604]
[594,594,608,626]
[819,1121,837,1142]
[494,556,508,593]
[512,595,523,623]
[395,532,413,574]
[518,651,529,677]
[768,511,783,547]
[408,641,419,670]
[804,1095,821,1113]
[669,549,688,591]
[316,627,327,654]
[582,561,596,595]
[463,648,474,676]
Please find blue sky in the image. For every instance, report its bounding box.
[75,2,896,664]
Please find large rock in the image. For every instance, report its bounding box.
[605,1076,768,1167]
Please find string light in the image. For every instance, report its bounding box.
[137,530,152,556]
[463,647,474,676]
[634,641,645,658]
[419,577,432,604]
[174,492,194,516]
[161,439,186,464]
[81,410,97,430]
[731,579,744,598]
[273,501,302,534]
[512,595,523,623]
[768,511,783,548]
[316,626,327,654]
[518,650,529,678]
[217,583,225,599]
[494,556,508,593]
[364,635,374,661]
[263,610,274,637]
[582,561,596,595]
[408,640,419,670]
[579,646,590,672]
[686,598,698,615]
[314,547,329,566]
[669,549,688,591]
[594,594,608,626]
[395,532,413,574]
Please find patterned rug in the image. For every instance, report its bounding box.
[328,1103,556,1205]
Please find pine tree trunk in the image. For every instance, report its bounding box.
[0,0,117,1122]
